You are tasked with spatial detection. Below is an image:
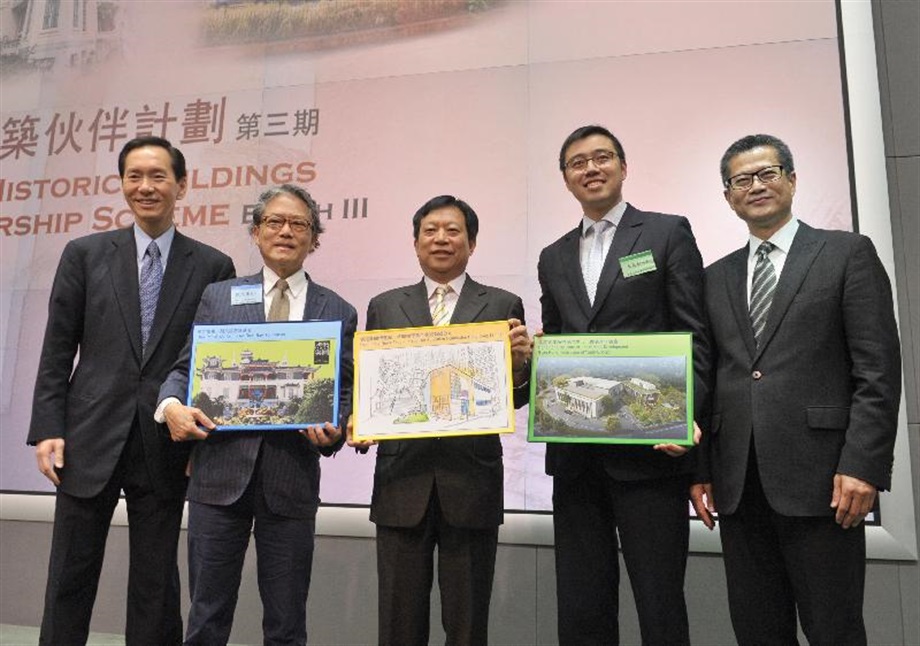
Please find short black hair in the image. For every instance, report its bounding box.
[411,195,479,244]
[118,136,187,180]
[250,184,325,248]
[559,124,626,172]
[720,134,795,186]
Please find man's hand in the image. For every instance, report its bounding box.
[345,414,376,451]
[509,318,532,385]
[653,421,702,458]
[163,402,214,442]
[831,473,877,529]
[690,482,716,530]
[300,422,341,447]
[35,438,65,486]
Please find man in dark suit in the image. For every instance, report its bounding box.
[692,134,901,645]
[538,125,710,645]
[157,184,356,646]
[348,195,531,646]
[27,136,236,645]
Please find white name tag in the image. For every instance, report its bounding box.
[230,284,262,306]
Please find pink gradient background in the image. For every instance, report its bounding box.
[1,1,849,510]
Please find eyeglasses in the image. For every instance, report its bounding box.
[726,165,785,191]
[261,215,312,233]
[564,150,618,173]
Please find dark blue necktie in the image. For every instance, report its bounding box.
[140,241,163,352]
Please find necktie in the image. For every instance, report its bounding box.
[750,241,777,346]
[139,241,162,352]
[431,285,452,326]
[268,279,290,322]
[584,220,612,304]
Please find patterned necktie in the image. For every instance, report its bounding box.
[584,219,612,304]
[139,241,162,352]
[750,241,777,346]
[431,284,452,326]
[267,278,290,322]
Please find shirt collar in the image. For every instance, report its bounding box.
[263,266,308,300]
[134,224,175,264]
[424,273,467,298]
[581,200,627,238]
[748,216,799,260]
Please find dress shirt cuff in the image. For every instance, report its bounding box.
[154,397,182,424]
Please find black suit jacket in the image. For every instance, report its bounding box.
[702,222,901,516]
[158,272,357,519]
[28,226,235,499]
[366,276,526,529]
[537,204,711,481]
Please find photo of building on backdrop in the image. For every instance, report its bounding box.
[529,334,693,445]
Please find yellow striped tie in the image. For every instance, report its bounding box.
[431,284,451,326]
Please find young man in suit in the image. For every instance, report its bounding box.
[157,184,357,646]
[348,195,532,646]
[693,134,901,645]
[28,136,236,645]
[538,125,710,645]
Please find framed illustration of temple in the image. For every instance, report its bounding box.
[187,321,343,431]
[529,333,694,445]
[352,321,514,441]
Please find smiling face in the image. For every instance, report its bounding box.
[723,145,796,239]
[562,133,627,221]
[252,192,315,278]
[121,146,187,237]
[414,205,475,283]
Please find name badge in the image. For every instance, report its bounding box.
[619,250,657,277]
[231,284,262,306]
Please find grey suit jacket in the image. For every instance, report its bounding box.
[702,221,901,516]
[28,226,235,499]
[366,276,526,529]
[158,272,357,518]
[538,204,711,481]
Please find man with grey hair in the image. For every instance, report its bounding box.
[156,184,357,645]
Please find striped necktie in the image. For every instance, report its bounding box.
[139,241,162,352]
[750,241,777,346]
[431,284,452,326]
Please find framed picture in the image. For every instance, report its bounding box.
[353,321,514,441]
[187,320,343,431]
[528,333,693,445]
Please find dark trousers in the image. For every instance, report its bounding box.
[39,423,184,646]
[720,452,867,646]
[376,488,498,646]
[553,464,691,646]
[184,459,316,646]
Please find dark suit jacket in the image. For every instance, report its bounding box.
[366,276,526,530]
[28,226,235,499]
[537,204,711,481]
[702,222,901,516]
[158,272,357,519]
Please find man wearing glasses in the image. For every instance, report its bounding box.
[694,134,900,644]
[537,124,710,645]
[156,184,357,645]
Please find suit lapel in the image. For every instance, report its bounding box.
[303,272,327,320]
[109,228,143,363]
[754,223,824,359]
[398,281,434,327]
[593,205,642,314]
[559,227,592,317]
[451,277,488,324]
[724,247,756,358]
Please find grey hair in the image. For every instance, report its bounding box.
[250,184,324,247]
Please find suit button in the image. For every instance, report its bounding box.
[752,370,762,380]
[588,326,597,333]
